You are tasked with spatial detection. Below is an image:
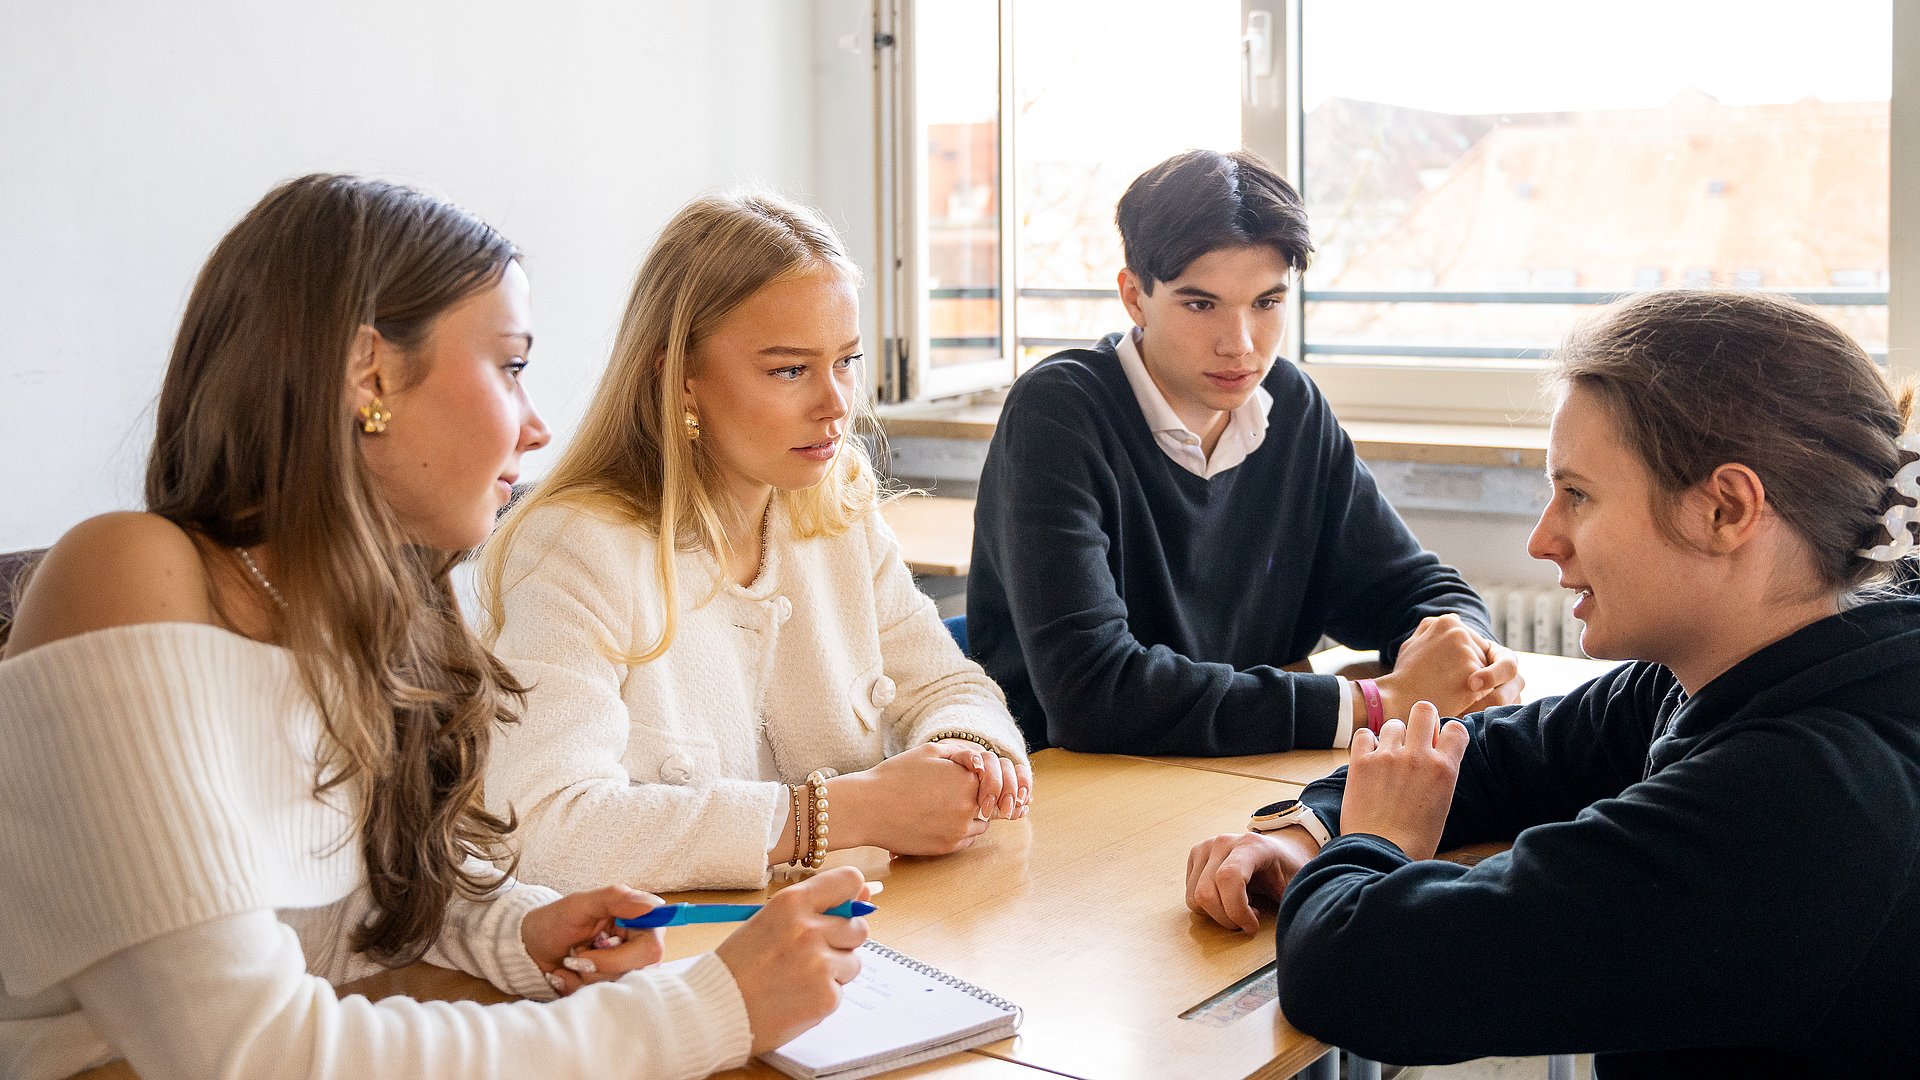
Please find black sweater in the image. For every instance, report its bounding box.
[967,335,1489,755]
[1282,599,1920,1078]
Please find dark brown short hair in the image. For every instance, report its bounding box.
[1552,290,1917,596]
[1115,149,1313,293]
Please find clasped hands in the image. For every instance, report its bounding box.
[1379,613,1523,720]
[929,738,1032,823]
[1185,701,1469,932]
[824,740,1032,857]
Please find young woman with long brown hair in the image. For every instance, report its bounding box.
[1186,291,1920,1077]
[0,174,869,1080]
[477,192,1030,893]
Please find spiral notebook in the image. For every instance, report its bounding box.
[761,940,1022,1080]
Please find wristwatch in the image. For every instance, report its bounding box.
[1248,798,1331,846]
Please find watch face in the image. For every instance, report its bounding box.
[1252,798,1301,819]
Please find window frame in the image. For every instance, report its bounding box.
[873,0,1018,404]
[874,0,1914,421]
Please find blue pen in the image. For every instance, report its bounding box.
[615,900,876,930]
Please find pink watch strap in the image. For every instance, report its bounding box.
[1357,678,1385,735]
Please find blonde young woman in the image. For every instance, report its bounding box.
[0,175,870,1080]
[479,193,1031,893]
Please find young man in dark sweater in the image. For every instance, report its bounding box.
[968,149,1519,756]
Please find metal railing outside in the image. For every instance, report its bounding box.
[927,286,1890,361]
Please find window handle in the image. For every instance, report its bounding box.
[1243,10,1275,106]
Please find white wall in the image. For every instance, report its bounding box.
[1398,510,1556,590]
[811,0,882,360]
[0,0,823,551]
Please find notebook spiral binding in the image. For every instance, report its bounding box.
[863,941,1023,1023]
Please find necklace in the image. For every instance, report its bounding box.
[235,546,288,612]
[755,501,772,583]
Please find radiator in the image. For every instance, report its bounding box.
[1472,583,1586,659]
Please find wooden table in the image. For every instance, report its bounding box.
[77,751,1325,1080]
[1149,649,1622,787]
[880,495,975,577]
[646,751,1323,1080]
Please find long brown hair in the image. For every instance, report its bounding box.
[477,191,882,662]
[148,173,526,966]
[1551,289,1918,598]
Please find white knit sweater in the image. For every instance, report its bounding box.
[0,623,752,1080]
[486,499,1027,894]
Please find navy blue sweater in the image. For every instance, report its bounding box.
[1283,599,1920,1077]
[967,335,1490,755]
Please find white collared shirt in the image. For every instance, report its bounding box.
[1110,326,1357,746]
[1113,326,1273,479]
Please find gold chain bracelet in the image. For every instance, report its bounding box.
[802,769,832,870]
[787,783,805,867]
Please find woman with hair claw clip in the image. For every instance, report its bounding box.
[1188,290,1920,1078]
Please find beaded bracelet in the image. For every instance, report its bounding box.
[802,769,832,870]
[788,783,806,867]
[927,729,1004,756]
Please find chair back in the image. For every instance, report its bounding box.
[942,613,969,657]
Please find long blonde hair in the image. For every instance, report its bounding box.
[479,192,882,661]
[147,174,526,966]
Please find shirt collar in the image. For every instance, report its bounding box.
[1114,327,1273,446]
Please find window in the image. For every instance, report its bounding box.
[874,0,1257,403]
[877,1,1909,421]
[912,0,1007,398]
[1297,0,1895,421]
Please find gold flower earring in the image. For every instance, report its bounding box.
[683,408,701,441]
[358,398,391,434]
[358,370,391,434]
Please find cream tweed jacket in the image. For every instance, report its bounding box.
[486,498,1027,894]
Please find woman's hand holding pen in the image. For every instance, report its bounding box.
[716,867,873,1055]
[1339,700,1468,861]
[929,739,1031,820]
[521,884,669,996]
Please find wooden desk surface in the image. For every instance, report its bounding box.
[77,751,1320,1080]
[880,495,975,577]
[1150,649,1625,786]
[656,751,1322,1080]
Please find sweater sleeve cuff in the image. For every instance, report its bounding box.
[1334,678,1356,747]
[1290,673,1345,749]
[623,953,755,1076]
[493,882,566,1001]
[1308,832,1415,873]
[1298,773,1347,835]
[767,784,795,856]
[1279,832,1416,927]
